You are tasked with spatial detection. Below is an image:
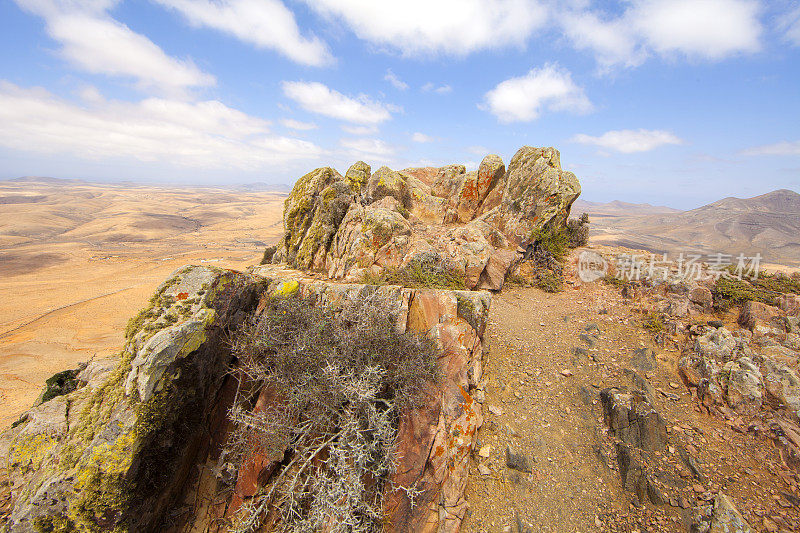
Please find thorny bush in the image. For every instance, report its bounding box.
[224,291,440,533]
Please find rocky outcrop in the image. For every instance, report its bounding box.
[486,146,581,244]
[2,265,491,533]
[271,146,582,289]
[1,265,262,532]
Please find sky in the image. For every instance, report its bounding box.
[0,0,799,209]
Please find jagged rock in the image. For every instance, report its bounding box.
[345,160,371,194]
[689,286,713,309]
[762,358,800,421]
[723,357,763,413]
[366,166,410,207]
[327,203,412,281]
[601,388,667,452]
[490,146,581,244]
[786,316,800,334]
[761,344,799,366]
[456,155,505,222]
[3,265,261,532]
[614,443,664,505]
[274,166,350,270]
[708,493,753,533]
[431,164,466,198]
[404,174,445,222]
[476,154,506,216]
[477,249,517,291]
[738,300,784,331]
[695,327,736,360]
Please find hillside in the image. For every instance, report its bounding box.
[587,189,800,266]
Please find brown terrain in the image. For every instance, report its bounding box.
[0,178,286,426]
[577,190,800,268]
[2,167,799,532]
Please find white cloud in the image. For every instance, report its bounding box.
[0,81,322,170]
[421,82,452,94]
[303,0,547,57]
[153,0,333,67]
[467,145,489,155]
[15,0,214,93]
[282,81,397,125]
[340,138,397,158]
[741,140,800,156]
[559,0,762,68]
[341,124,379,135]
[779,5,800,46]
[384,69,408,90]
[482,64,592,123]
[411,132,434,143]
[571,129,684,153]
[280,118,317,130]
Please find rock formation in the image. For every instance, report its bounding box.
[273,146,581,291]
[1,265,491,532]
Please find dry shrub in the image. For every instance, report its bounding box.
[224,291,440,532]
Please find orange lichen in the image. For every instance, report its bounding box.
[176,292,189,300]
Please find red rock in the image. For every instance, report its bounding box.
[738,300,784,330]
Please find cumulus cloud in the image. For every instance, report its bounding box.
[558,0,762,69]
[340,138,397,158]
[303,0,547,57]
[282,81,397,125]
[384,69,408,90]
[0,81,322,169]
[153,0,333,67]
[571,129,684,153]
[280,118,317,130]
[482,64,592,123]
[15,0,214,93]
[740,140,800,156]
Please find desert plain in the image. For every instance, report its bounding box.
[0,178,286,426]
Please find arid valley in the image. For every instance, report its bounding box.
[0,178,286,426]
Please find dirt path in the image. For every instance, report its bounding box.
[462,281,800,532]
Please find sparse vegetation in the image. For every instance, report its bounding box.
[712,276,776,310]
[224,292,440,532]
[362,254,466,290]
[260,245,277,265]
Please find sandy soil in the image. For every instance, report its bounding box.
[0,179,286,426]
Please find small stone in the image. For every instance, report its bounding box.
[561,369,574,377]
[478,464,492,476]
[669,382,680,389]
[489,405,504,416]
[693,483,705,493]
[506,444,533,473]
[478,445,491,458]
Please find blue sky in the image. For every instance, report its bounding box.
[0,0,798,208]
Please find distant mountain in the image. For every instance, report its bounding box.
[6,176,86,185]
[573,199,681,216]
[587,189,800,266]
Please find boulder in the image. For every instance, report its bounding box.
[738,300,784,331]
[689,286,713,309]
[327,203,412,281]
[476,154,506,216]
[723,357,763,413]
[776,293,800,316]
[491,146,581,243]
[366,166,410,207]
[695,327,736,361]
[455,155,505,222]
[345,160,371,195]
[601,388,667,452]
[708,493,753,533]
[274,167,351,270]
[762,358,800,421]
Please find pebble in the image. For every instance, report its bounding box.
[478,464,492,476]
[561,369,574,377]
[478,445,491,458]
[489,405,504,416]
